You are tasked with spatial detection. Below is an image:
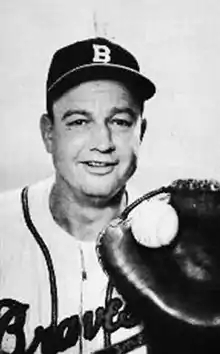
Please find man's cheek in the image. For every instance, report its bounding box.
[54,139,72,158]
[123,138,140,159]
[52,144,70,170]
[133,140,141,156]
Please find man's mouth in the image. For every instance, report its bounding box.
[81,160,118,175]
[83,161,118,167]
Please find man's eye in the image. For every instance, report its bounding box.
[111,118,132,127]
[66,119,88,127]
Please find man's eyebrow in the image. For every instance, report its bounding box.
[61,109,91,121]
[61,107,139,121]
[109,107,139,119]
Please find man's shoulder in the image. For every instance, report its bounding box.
[0,187,22,218]
[0,187,26,260]
[0,177,54,258]
[0,176,54,226]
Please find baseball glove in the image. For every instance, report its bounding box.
[96,179,220,354]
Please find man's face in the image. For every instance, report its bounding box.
[42,80,145,202]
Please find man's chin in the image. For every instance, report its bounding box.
[82,185,124,207]
[84,189,115,203]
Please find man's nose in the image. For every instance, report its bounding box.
[90,123,115,152]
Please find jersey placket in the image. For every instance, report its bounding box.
[78,242,87,353]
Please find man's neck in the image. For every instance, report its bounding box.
[49,180,127,242]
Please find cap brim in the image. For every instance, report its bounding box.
[47,63,156,102]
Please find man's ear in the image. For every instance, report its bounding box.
[40,114,54,154]
[140,118,147,142]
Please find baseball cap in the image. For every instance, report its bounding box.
[46,37,156,105]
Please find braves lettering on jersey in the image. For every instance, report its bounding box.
[0,177,147,353]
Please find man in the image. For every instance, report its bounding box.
[0,37,156,353]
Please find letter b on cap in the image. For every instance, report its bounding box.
[93,44,111,63]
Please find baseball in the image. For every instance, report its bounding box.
[130,200,179,248]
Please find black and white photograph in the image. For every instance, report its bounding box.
[0,1,219,353]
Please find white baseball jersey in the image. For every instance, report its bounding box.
[0,177,147,353]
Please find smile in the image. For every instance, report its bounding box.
[81,160,118,175]
[83,161,118,167]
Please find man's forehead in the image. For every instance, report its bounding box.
[53,79,141,108]
[52,86,143,122]
[62,79,137,96]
